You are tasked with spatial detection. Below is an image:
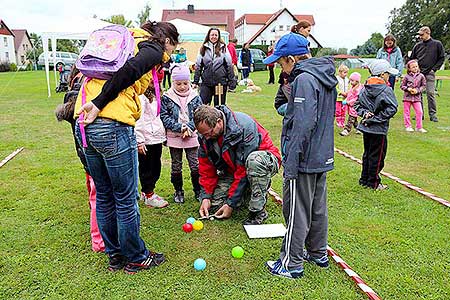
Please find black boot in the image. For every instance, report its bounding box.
[171,173,184,203]
[173,190,185,203]
[191,171,201,202]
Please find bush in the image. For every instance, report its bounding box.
[10,63,17,72]
[0,61,11,72]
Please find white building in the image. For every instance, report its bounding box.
[0,19,17,64]
[235,8,321,48]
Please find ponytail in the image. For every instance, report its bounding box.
[141,21,179,48]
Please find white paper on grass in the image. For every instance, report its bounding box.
[244,224,286,239]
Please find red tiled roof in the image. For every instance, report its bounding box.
[0,19,15,36]
[235,13,315,27]
[246,8,317,45]
[334,54,359,59]
[162,8,235,38]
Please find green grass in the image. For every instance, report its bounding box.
[0,69,449,300]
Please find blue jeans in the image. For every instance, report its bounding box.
[75,118,148,263]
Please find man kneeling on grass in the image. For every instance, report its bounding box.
[194,105,281,225]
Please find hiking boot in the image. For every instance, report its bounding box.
[108,254,127,272]
[174,190,185,203]
[124,252,165,275]
[243,209,268,225]
[303,249,329,268]
[375,183,388,191]
[339,129,349,136]
[416,128,427,133]
[144,193,169,208]
[266,259,304,279]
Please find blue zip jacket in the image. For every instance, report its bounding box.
[376,47,403,77]
[281,56,338,178]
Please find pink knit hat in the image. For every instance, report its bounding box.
[171,64,190,81]
[349,72,361,82]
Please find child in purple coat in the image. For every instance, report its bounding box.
[400,60,427,133]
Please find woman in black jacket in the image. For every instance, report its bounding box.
[192,28,236,106]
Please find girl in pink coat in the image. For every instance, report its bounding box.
[340,72,363,136]
[400,60,427,133]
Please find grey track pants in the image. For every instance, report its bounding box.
[280,172,328,270]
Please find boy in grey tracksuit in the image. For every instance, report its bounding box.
[263,32,338,279]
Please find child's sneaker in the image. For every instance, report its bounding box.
[339,129,349,136]
[405,127,414,132]
[303,249,329,268]
[266,259,304,279]
[144,193,169,208]
[124,252,165,275]
[174,190,185,203]
[107,253,128,272]
[375,183,388,191]
[416,128,427,133]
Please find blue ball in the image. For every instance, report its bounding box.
[194,258,206,271]
[186,217,196,224]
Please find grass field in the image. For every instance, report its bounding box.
[0,68,449,300]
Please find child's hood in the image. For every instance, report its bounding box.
[291,56,338,90]
[164,87,198,106]
[364,77,389,98]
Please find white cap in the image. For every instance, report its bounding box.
[368,59,399,76]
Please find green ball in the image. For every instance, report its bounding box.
[231,246,244,258]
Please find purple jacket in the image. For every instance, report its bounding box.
[400,72,426,102]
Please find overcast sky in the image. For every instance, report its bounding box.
[2,0,406,50]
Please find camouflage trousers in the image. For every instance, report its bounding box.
[211,151,279,212]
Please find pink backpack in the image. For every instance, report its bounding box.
[76,25,135,80]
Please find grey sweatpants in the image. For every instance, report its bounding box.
[280,172,328,270]
[425,72,437,118]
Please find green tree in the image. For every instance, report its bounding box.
[137,3,152,26]
[102,15,133,27]
[387,0,450,52]
[350,33,384,56]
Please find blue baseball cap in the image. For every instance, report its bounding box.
[263,32,310,65]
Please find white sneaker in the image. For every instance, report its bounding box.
[339,129,349,136]
[144,193,169,208]
[405,127,414,132]
[416,128,427,133]
[355,130,362,135]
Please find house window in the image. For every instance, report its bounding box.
[279,25,283,31]
[261,40,267,45]
[4,37,7,47]
[5,52,10,62]
[21,55,25,63]
[271,27,276,33]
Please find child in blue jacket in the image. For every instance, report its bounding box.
[263,33,338,279]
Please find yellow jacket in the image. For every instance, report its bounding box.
[74,28,170,126]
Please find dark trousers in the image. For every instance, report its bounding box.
[388,75,396,90]
[163,70,171,89]
[360,133,387,189]
[138,144,162,194]
[242,67,250,79]
[200,84,228,106]
[268,66,275,84]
